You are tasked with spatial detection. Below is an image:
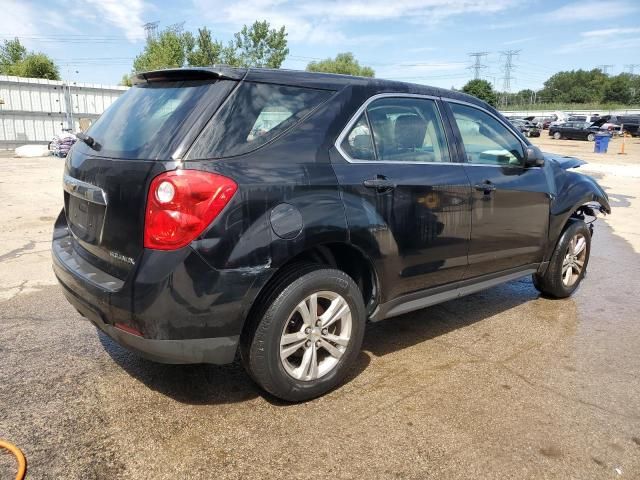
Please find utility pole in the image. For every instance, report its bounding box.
[468,52,489,80]
[624,64,640,74]
[500,50,520,107]
[597,64,614,75]
[143,21,159,42]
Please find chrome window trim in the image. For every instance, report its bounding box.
[443,98,530,161]
[334,92,457,166]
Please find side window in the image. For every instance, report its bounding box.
[449,103,524,166]
[340,114,375,160]
[366,97,450,163]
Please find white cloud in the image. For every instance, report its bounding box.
[545,0,637,21]
[193,0,518,44]
[83,0,148,41]
[582,27,640,37]
[0,0,41,37]
[503,36,536,45]
[556,26,640,54]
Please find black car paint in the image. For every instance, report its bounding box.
[53,67,610,364]
[549,122,603,141]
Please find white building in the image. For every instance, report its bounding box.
[0,75,127,150]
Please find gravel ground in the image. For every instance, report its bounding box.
[1,137,639,479]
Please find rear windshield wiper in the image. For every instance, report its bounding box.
[76,132,101,151]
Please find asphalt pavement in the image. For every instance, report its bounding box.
[1,153,639,479]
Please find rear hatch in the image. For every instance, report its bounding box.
[63,70,240,280]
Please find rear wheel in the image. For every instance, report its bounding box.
[553,131,562,140]
[533,220,591,298]
[241,265,366,402]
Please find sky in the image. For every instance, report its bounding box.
[3,0,640,91]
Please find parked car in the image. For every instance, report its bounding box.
[549,121,608,141]
[509,118,540,137]
[542,117,554,130]
[567,115,587,122]
[53,67,611,401]
[605,115,640,137]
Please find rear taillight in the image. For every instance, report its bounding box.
[144,170,237,250]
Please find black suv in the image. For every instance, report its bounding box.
[53,67,610,401]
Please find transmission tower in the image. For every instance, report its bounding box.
[143,21,159,41]
[597,64,614,75]
[468,52,489,80]
[500,50,520,106]
[624,64,640,74]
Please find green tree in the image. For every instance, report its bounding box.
[127,21,289,78]
[306,52,374,77]
[0,38,27,69]
[539,69,608,103]
[461,79,497,106]
[602,74,633,104]
[187,27,224,67]
[133,26,192,72]
[231,20,289,68]
[0,38,59,80]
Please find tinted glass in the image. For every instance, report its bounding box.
[85,80,233,159]
[189,82,332,159]
[365,97,450,163]
[340,114,375,160]
[450,103,524,166]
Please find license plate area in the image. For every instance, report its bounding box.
[65,193,106,244]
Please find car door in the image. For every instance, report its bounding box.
[442,100,550,279]
[331,95,472,303]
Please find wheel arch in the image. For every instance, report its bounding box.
[241,241,380,340]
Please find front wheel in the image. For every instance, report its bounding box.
[553,131,562,140]
[533,220,591,298]
[587,133,595,141]
[241,265,366,402]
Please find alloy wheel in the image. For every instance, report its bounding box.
[280,291,352,381]
[562,233,587,287]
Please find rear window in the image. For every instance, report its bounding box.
[82,80,235,159]
[188,82,333,159]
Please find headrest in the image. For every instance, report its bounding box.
[394,115,427,150]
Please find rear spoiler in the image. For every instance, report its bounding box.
[132,67,247,85]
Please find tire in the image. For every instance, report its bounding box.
[241,264,366,402]
[525,130,530,137]
[553,132,562,140]
[532,220,591,298]
[587,133,595,141]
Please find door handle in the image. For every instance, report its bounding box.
[364,177,396,191]
[474,181,496,193]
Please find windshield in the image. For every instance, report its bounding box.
[83,80,235,159]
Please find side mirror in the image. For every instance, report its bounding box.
[524,146,545,167]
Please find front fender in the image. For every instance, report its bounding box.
[544,169,610,264]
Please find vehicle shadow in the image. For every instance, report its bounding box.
[363,276,539,358]
[100,277,540,406]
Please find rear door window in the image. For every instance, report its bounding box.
[188,82,333,159]
[82,80,235,160]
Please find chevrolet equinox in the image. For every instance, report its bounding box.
[53,67,610,401]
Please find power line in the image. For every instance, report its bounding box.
[468,52,488,80]
[597,64,614,75]
[624,64,640,74]
[500,50,520,106]
[143,21,159,42]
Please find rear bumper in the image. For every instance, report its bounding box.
[52,223,273,364]
[58,280,238,364]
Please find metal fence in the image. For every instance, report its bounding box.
[0,75,127,150]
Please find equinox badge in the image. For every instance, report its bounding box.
[109,251,135,265]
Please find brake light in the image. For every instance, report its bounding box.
[144,170,237,250]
